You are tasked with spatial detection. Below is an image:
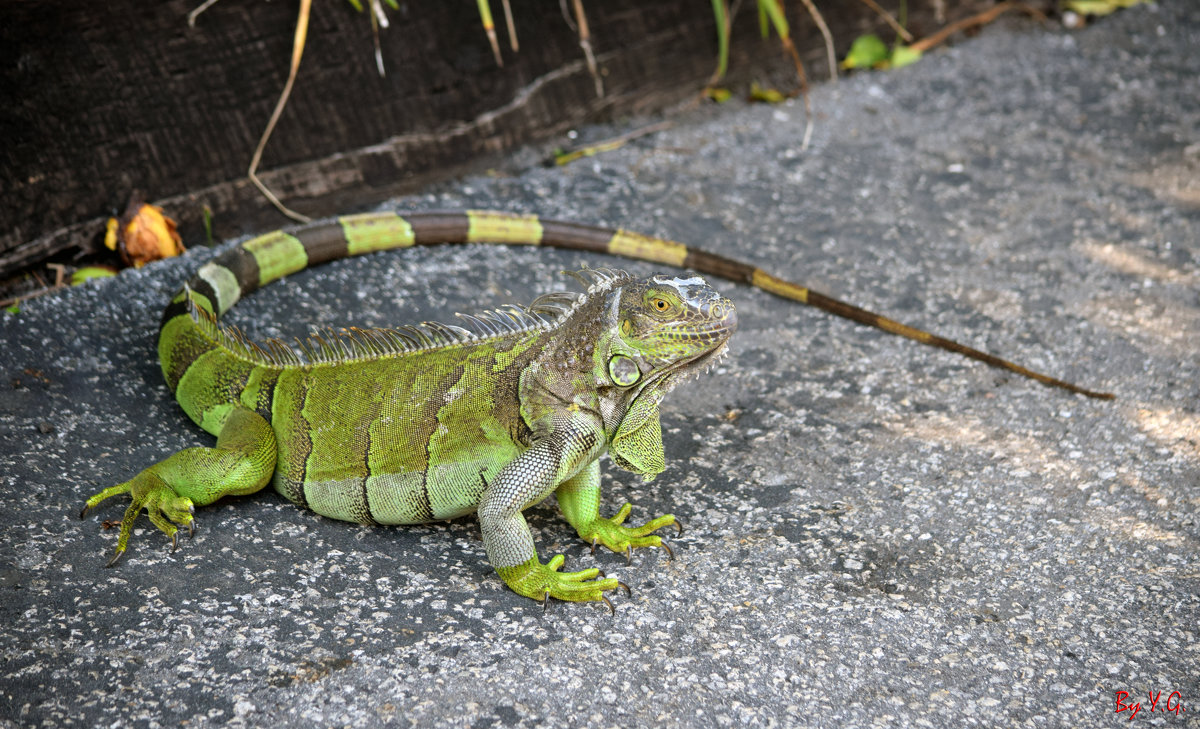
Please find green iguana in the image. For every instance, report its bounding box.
[81,210,1112,608]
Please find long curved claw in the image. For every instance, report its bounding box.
[660,540,675,560]
[625,545,632,566]
[105,548,125,568]
[673,519,684,537]
[599,582,632,613]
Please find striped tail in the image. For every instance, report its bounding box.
[160,209,1113,400]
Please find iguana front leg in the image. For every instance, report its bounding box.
[556,460,678,563]
[479,417,622,604]
[81,406,277,565]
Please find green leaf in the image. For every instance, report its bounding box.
[345,0,364,12]
[4,304,19,315]
[202,205,214,245]
[70,267,117,286]
[889,44,923,69]
[749,82,786,104]
[757,0,789,41]
[1066,0,1147,16]
[842,34,889,69]
[705,87,733,103]
[711,0,730,81]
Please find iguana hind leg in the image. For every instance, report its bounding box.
[82,406,277,565]
[555,461,678,564]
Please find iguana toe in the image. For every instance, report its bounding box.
[577,504,677,560]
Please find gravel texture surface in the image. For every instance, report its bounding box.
[1,3,1197,727]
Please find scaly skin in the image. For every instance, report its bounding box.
[82,210,1109,606]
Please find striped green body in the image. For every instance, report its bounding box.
[84,209,1108,606]
[262,334,539,525]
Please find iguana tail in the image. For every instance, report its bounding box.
[161,210,1112,400]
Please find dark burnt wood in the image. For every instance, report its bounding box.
[0,0,1005,284]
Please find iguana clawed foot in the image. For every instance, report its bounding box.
[80,474,196,566]
[497,554,622,606]
[580,503,680,564]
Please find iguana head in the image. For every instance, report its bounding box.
[602,273,737,479]
[607,273,737,390]
[520,270,736,479]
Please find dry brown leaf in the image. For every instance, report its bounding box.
[105,202,185,268]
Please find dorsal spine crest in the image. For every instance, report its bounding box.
[185,270,631,368]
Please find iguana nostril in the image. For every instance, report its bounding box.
[717,300,737,331]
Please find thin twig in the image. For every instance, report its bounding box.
[910,2,1045,53]
[706,0,731,87]
[477,0,504,66]
[785,39,813,150]
[0,283,64,309]
[248,0,313,223]
[502,0,518,52]
[370,0,389,77]
[855,0,914,43]
[796,0,837,82]
[187,0,221,27]
[552,120,673,165]
[760,0,813,148]
[47,263,66,287]
[571,0,604,98]
[559,0,577,32]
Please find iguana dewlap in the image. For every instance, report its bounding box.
[82,210,1109,607]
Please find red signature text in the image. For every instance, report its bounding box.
[1115,691,1187,721]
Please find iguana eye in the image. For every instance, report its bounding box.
[651,297,670,312]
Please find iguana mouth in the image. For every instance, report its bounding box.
[651,339,732,397]
[654,299,737,390]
